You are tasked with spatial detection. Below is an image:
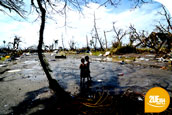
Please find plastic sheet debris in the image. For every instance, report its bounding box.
[51,53,56,56]
[15,57,20,60]
[98,54,103,57]
[24,52,30,56]
[103,51,110,56]
[118,73,124,76]
[7,69,21,73]
[138,97,143,101]
[139,57,145,61]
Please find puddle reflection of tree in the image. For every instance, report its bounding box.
[91,68,128,95]
[54,71,80,90]
[54,64,129,96]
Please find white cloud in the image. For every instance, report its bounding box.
[0,1,167,49]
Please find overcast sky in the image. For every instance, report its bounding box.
[0,0,171,49]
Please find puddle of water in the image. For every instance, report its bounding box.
[23,60,37,64]
[97,79,103,82]
[23,69,34,71]
[53,57,172,96]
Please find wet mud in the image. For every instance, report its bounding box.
[0,53,172,114]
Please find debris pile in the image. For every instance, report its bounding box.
[55,52,66,59]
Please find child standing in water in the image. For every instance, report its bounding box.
[80,58,86,85]
[85,56,91,81]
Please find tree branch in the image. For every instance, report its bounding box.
[0,0,25,18]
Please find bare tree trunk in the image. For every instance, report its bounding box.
[156,5,172,52]
[162,5,172,32]
[36,0,70,99]
[93,12,104,51]
[104,31,108,49]
[61,34,65,50]
[129,24,145,48]
[37,0,52,81]
[112,22,126,47]
[91,36,97,51]
[86,35,89,49]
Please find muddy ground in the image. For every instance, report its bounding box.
[0,53,172,114]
